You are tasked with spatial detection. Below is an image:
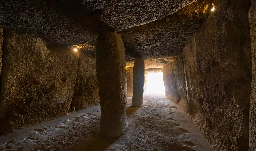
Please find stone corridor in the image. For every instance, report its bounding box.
[0,95,212,151]
[0,0,255,150]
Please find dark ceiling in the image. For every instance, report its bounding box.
[0,0,215,59]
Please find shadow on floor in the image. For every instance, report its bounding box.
[74,134,118,151]
[126,106,139,116]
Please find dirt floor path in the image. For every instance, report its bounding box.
[0,95,213,151]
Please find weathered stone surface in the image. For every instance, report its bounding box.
[163,63,180,103]
[164,0,251,150]
[132,58,145,107]
[0,28,3,76]
[96,32,127,137]
[126,58,174,69]
[122,0,214,58]
[250,0,256,150]
[71,51,99,111]
[1,0,214,59]
[0,31,78,134]
[0,0,95,46]
[126,67,133,97]
[50,0,196,31]
[0,0,197,47]
[91,0,196,31]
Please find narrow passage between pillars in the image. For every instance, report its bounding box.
[96,31,127,137]
[132,58,145,107]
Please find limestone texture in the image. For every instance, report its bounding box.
[122,0,214,58]
[0,95,213,151]
[1,0,214,59]
[0,31,78,134]
[96,32,127,137]
[0,28,3,76]
[250,0,256,150]
[71,51,99,111]
[163,63,180,103]
[126,67,133,97]
[164,0,251,150]
[132,58,145,107]
[0,0,95,46]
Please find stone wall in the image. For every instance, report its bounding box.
[163,63,180,103]
[0,30,99,134]
[0,31,78,134]
[250,0,256,150]
[164,0,251,150]
[71,51,99,111]
[126,67,133,97]
[0,28,3,76]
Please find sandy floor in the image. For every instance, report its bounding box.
[0,94,213,151]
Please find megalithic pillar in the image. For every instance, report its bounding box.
[132,58,145,107]
[96,31,127,137]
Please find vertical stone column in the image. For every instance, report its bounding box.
[96,32,127,137]
[163,63,180,103]
[132,58,144,107]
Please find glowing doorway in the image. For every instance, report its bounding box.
[144,72,165,94]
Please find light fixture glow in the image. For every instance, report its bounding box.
[73,48,79,52]
[211,4,215,12]
[144,72,165,94]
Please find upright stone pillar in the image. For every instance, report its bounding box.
[163,63,180,103]
[132,58,144,107]
[96,32,127,137]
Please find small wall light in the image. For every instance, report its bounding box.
[73,48,79,53]
[211,4,216,12]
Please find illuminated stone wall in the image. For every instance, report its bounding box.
[166,0,251,150]
[250,0,256,150]
[163,63,180,103]
[126,67,133,97]
[71,51,99,111]
[0,31,99,134]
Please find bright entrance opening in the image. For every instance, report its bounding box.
[144,72,165,94]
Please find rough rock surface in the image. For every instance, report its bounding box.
[0,95,213,151]
[0,28,3,76]
[126,58,174,69]
[0,0,95,46]
[164,0,251,150]
[71,51,99,111]
[86,0,196,31]
[163,63,180,103]
[1,0,213,59]
[0,31,78,134]
[250,0,256,150]
[126,67,133,97]
[121,0,214,58]
[96,32,127,137]
[0,0,196,46]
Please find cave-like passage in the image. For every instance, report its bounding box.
[144,71,165,95]
[96,31,127,137]
[132,58,145,107]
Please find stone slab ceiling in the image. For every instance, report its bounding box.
[0,0,214,58]
[82,0,196,30]
[122,0,214,58]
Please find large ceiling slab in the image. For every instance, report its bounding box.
[122,0,214,58]
[81,0,196,30]
[0,0,216,58]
